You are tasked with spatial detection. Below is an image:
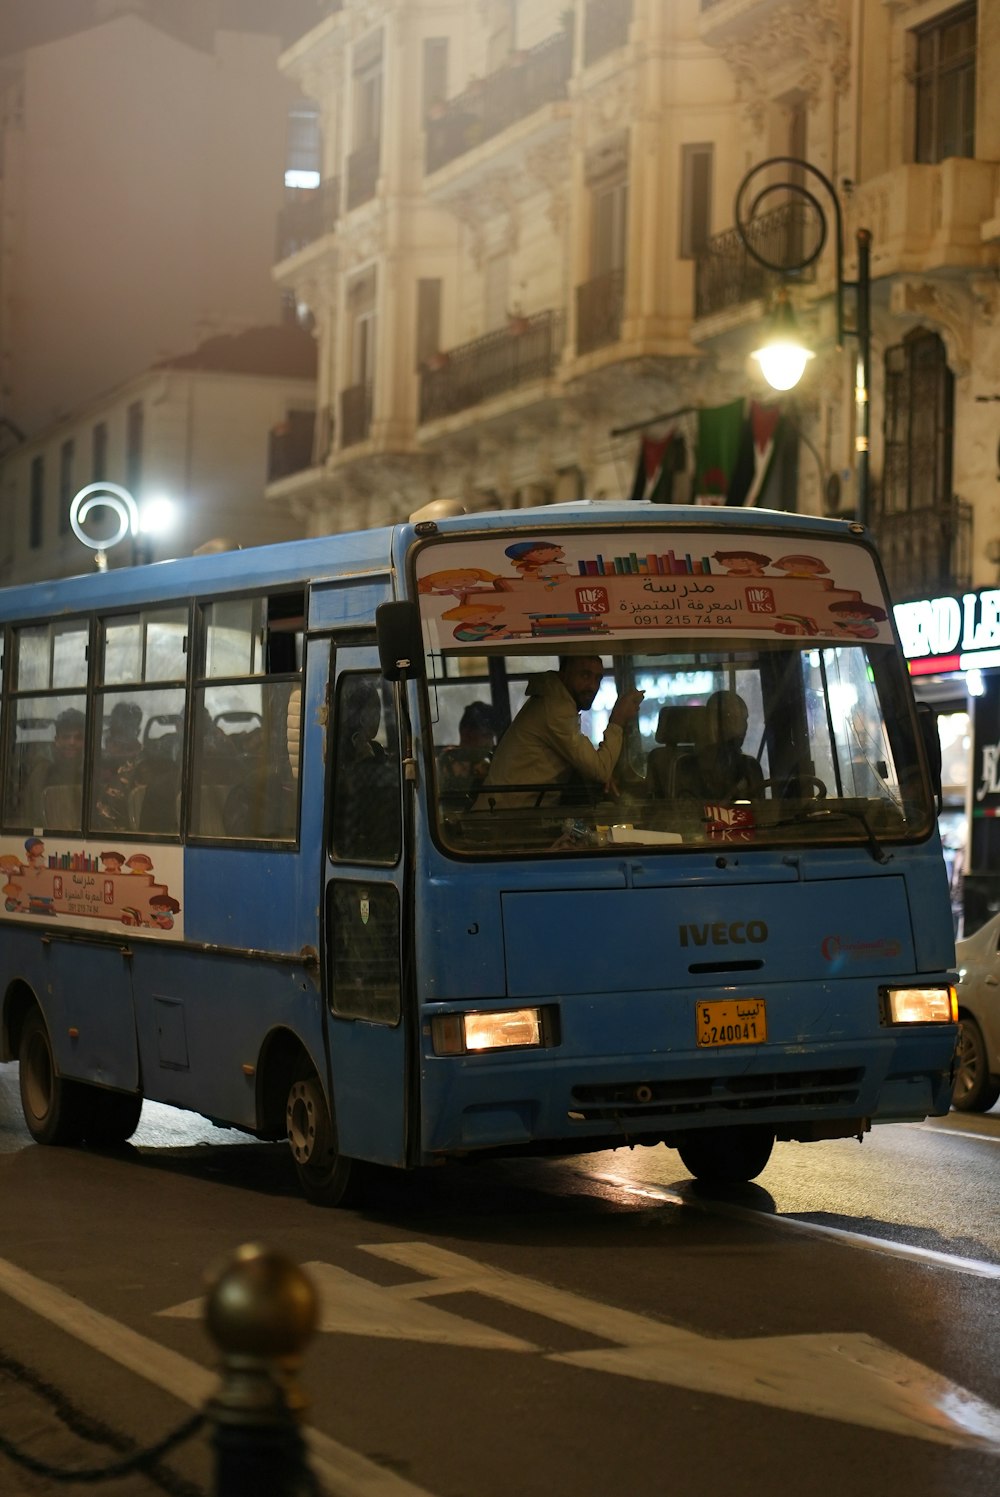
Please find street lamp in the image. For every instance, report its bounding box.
[734,156,872,528]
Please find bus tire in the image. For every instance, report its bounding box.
[286,1068,362,1208]
[952,1017,1000,1113]
[83,1089,144,1147]
[677,1125,774,1183]
[18,1008,93,1147]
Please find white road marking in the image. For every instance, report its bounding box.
[595,1172,1000,1282]
[162,1262,534,1352]
[357,1241,1000,1454]
[916,1121,1000,1145]
[0,1254,434,1497]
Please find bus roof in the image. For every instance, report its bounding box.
[0,502,863,622]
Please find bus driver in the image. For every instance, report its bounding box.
[476,655,642,810]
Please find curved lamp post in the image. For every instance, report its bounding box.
[734,156,871,528]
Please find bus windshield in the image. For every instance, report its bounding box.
[425,639,931,855]
[415,526,933,857]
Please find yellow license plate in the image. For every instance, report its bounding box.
[696,998,767,1048]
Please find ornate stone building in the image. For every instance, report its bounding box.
[271,0,999,618]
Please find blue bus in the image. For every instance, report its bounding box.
[0,503,958,1203]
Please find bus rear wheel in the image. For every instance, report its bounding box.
[286,1069,362,1207]
[677,1125,774,1184]
[18,1008,92,1146]
[83,1090,144,1147]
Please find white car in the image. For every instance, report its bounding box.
[953,913,1000,1112]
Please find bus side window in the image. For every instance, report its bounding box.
[330,673,401,864]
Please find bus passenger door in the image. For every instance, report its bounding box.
[322,651,409,1167]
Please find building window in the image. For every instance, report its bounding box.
[59,438,74,535]
[126,401,143,495]
[416,277,442,368]
[591,170,628,276]
[286,103,321,189]
[679,144,713,260]
[92,422,108,482]
[914,4,976,164]
[483,253,510,332]
[883,328,953,515]
[29,455,44,550]
[422,37,448,115]
[353,36,383,150]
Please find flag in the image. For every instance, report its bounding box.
[629,431,686,503]
[694,399,745,504]
[728,400,784,507]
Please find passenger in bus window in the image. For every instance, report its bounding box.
[93,701,144,830]
[675,691,764,805]
[437,701,497,797]
[20,708,85,825]
[476,656,642,810]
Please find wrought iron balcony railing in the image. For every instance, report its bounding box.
[267,410,317,481]
[340,382,372,448]
[695,201,815,319]
[425,29,573,175]
[582,0,633,67]
[275,178,340,260]
[575,268,624,355]
[345,139,380,212]
[871,496,972,603]
[419,310,564,423]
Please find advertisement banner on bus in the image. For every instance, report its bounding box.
[0,838,184,940]
[415,531,892,651]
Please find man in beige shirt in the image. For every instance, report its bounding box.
[477,656,642,810]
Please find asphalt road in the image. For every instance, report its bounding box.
[0,1063,998,1497]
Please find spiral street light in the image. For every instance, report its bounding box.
[734,156,872,528]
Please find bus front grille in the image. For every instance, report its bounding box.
[568,1068,864,1121]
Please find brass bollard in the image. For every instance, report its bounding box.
[205,1243,320,1497]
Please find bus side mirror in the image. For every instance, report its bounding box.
[376,601,425,682]
[916,702,943,811]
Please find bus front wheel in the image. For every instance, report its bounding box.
[286,1069,362,1207]
[83,1089,144,1147]
[677,1125,774,1183]
[18,1008,92,1146]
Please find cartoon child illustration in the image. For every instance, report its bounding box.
[24,837,45,868]
[148,893,181,929]
[417,567,499,601]
[3,880,24,912]
[711,550,772,576]
[827,599,888,639]
[441,601,508,643]
[124,853,154,876]
[120,907,146,927]
[504,540,568,587]
[771,554,831,581]
[0,853,25,877]
[100,851,126,874]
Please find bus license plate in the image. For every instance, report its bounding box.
[696,999,767,1048]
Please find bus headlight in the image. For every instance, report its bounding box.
[431,1008,544,1056]
[881,986,957,1025]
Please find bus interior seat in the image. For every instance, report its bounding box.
[196,784,229,837]
[647,705,705,799]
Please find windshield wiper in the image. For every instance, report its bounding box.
[795,806,893,865]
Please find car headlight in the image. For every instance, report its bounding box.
[431,1008,545,1056]
[881,986,957,1024]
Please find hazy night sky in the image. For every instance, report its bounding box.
[0,1,324,57]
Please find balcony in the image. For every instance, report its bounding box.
[345,139,380,212]
[267,410,317,481]
[340,382,372,448]
[850,158,1000,277]
[419,311,565,424]
[425,29,572,176]
[694,201,815,320]
[275,178,340,261]
[576,268,624,355]
[697,0,788,42]
[582,0,633,67]
[871,497,972,604]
